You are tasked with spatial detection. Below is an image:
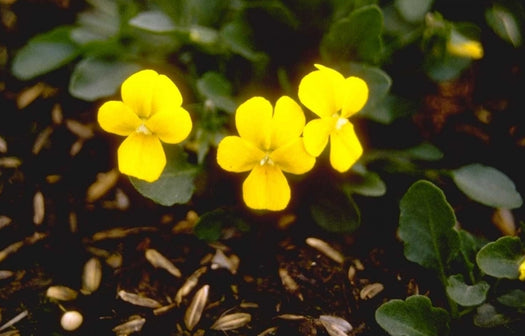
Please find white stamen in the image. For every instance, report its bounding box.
[260,154,274,166]
[136,124,151,135]
[336,117,348,130]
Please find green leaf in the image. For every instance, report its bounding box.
[194,208,248,242]
[129,10,176,33]
[395,0,434,23]
[196,72,237,113]
[310,187,360,233]
[321,5,383,64]
[473,303,509,328]
[344,163,386,197]
[424,53,472,82]
[497,289,525,308]
[457,229,488,278]
[375,295,450,336]
[183,0,230,27]
[399,180,460,275]
[220,19,266,61]
[446,274,489,307]
[130,147,199,206]
[451,163,523,209]
[485,4,522,47]
[476,236,524,279]
[69,57,141,101]
[11,26,80,80]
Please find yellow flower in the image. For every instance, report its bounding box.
[298,64,368,172]
[519,259,525,281]
[446,31,483,59]
[217,96,315,211]
[98,69,192,182]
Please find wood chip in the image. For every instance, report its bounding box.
[81,257,102,295]
[86,169,119,203]
[278,267,303,301]
[210,312,251,330]
[175,266,207,305]
[359,283,384,300]
[33,191,45,225]
[145,248,182,278]
[184,284,209,331]
[117,290,162,308]
[305,237,344,264]
[319,315,353,336]
[112,316,146,336]
[46,285,78,301]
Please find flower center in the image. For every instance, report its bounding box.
[136,123,152,135]
[260,153,274,166]
[335,117,348,130]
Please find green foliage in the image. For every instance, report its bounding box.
[485,3,523,47]
[476,236,524,279]
[375,295,450,336]
[446,274,489,307]
[309,186,361,233]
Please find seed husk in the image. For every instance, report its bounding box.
[145,248,181,278]
[117,290,162,308]
[112,316,146,336]
[46,285,78,301]
[33,191,45,225]
[0,310,28,332]
[175,266,207,305]
[60,311,83,331]
[210,249,240,274]
[305,237,344,264]
[184,284,209,331]
[81,257,102,295]
[278,267,303,301]
[359,283,384,300]
[86,169,119,203]
[210,312,251,330]
[319,315,353,336]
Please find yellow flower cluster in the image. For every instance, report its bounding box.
[98,65,368,211]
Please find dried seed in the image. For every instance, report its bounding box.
[276,314,307,320]
[0,270,14,280]
[60,311,83,331]
[0,329,21,336]
[184,284,209,331]
[305,237,344,264]
[117,290,162,308]
[81,257,102,295]
[153,303,177,316]
[0,216,12,230]
[278,267,303,301]
[65,119,94,139]
[51,103,63,124]
[319,315,353,336]
[46,285,78,301]
[257,327,278,336]
[492,208,516,236]
[210,312,251,330]
[0,232,47,263]
[175,266,207,305]
[145,249,181,278]
[105,253,123,269]
[347,265,357,283]
[352,259,365,271]
[91,226,157,241]
[0,310,28,332]
[210,249,240,274]
[359,283,384,300]
[32,126,53,155]
[70,140,84,156]
[112,316,146,336]
[86,169,119,203]
[0,157,21,168]
[33,191,45,225]
[16,82,45,109]
[0,136,7,153]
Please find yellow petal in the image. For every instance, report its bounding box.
[145,107,192,144]
[302,118,334,157]
[236,97,272,150]
[270,138,315,174]
[271,96,305,149]
[98,101,141,136]
[341,76,369,118]
[151,74,183,116]
[217,136,265,172]
[242,164,290,211]
[298,64,345,118]
[519,260,525,281]
[329,122,363,173]
[121,69,157,118]
[118,133,166,182]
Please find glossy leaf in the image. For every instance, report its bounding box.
[446,274,489,307]
[485,4,522,47]
[375,295,450,336]
[220,19,266,61]
[399,180,460,274]
[345,163,386,197]
[476,236,524,279]
[129,10,176,33]
[321,5,383,64]
[130,147,199,206]
[451,163,523,209]
[395,0,434,23]
[69,57,142,101]
[11,26,80,80]
[196,72,237,114]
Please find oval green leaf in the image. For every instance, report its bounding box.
[446,274,489,307]
[485,4,522,47]
[310,187,360,233]
[375,295,450,336]
[196,72,237,114]
[497,289,525,308]
[129,10,176,33]
[451,163,523,209]
[395,0,434,23]
[69,57,142,101]
[399,180,460,274]
[476,236,524,279]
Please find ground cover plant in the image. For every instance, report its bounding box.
[1,0,525,335]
